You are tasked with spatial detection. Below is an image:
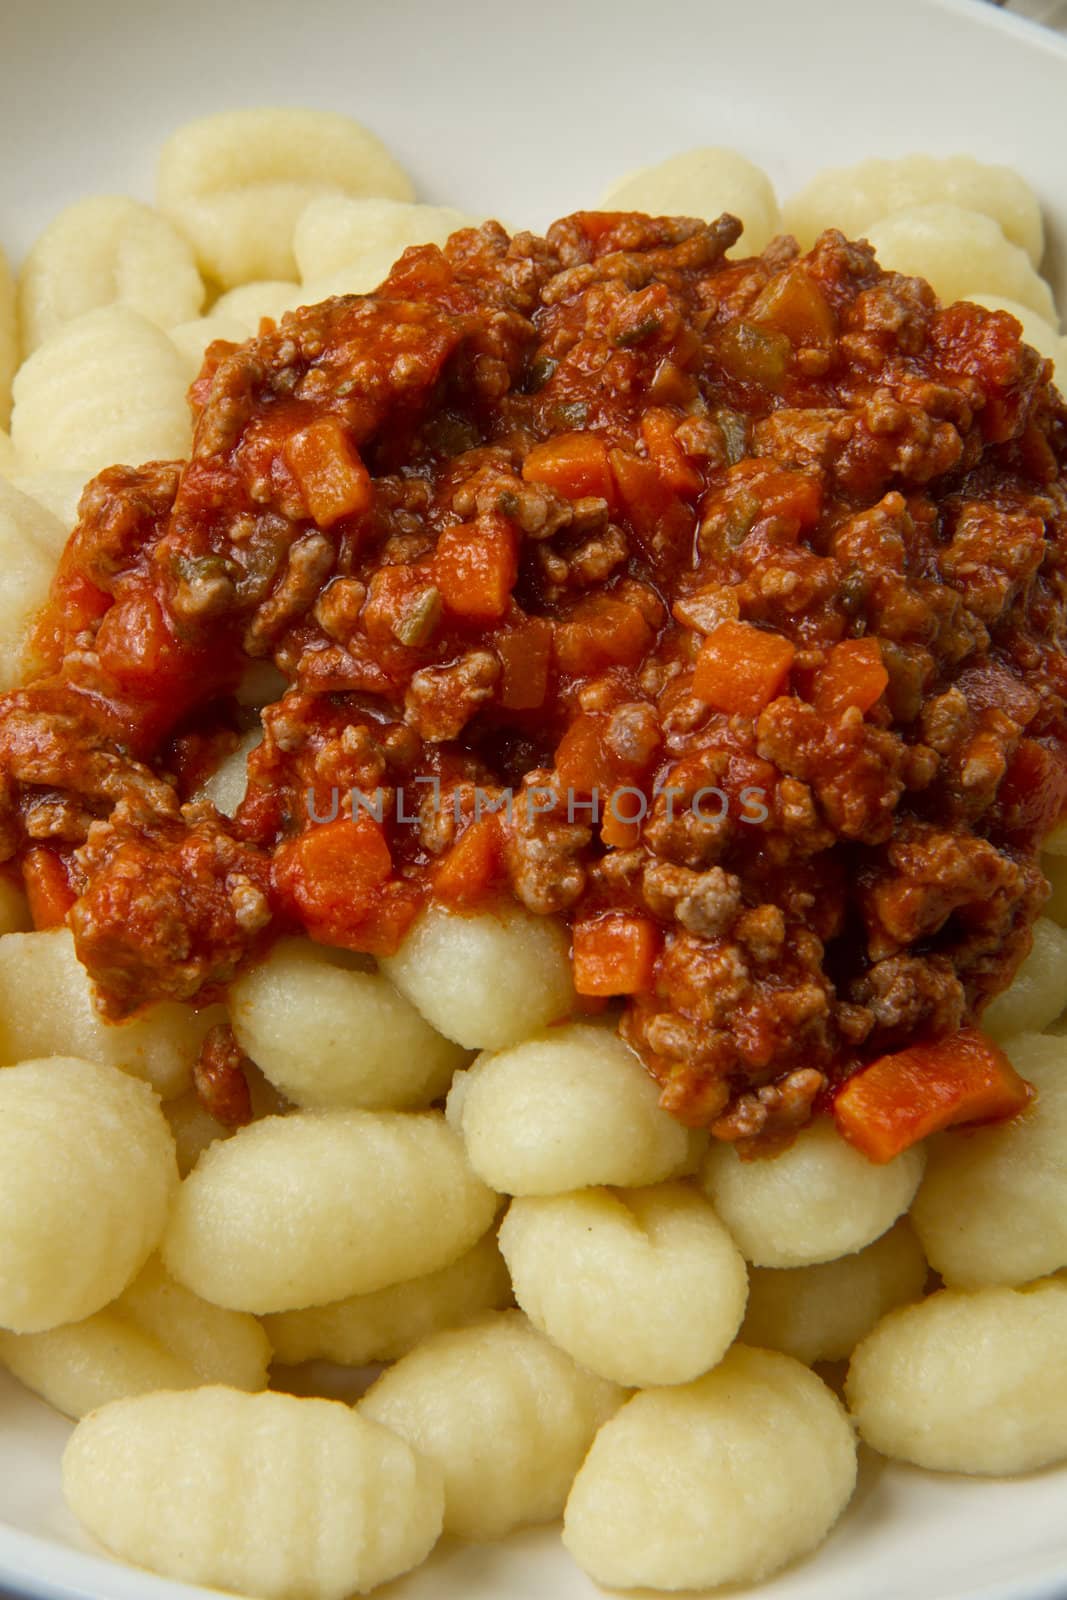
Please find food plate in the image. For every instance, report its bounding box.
[2,0,1067,1596]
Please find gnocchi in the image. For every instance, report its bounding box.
[228,937,468,1110]
[10,305,192,475]
[162,1108,498,1312]
[0,1255,269,1417]
[783,154,1044,263]
[17,195,204,353]
[600,147,781,255]
[701,1115,925,1266]
[210,279,305,330]
[294,197,484,297]
[846,1279,1067,1474]
[910,1033,1067,1288]
[168,311,250,382]
[0,1057,177,1332]
[157,109,414,287]
[63,1387,444,1600]
[981,916,1067,1038]
[266,1230,511,1367]
[741,1218,928,1365]
[361,1310,622,1541]
[499,1181,748,1386]
[0,927,220,1100]
[447,1023,689,1195]
[0,477,65,691]
[381,900,576,1049]
[563,1345,857,1591]
[0,246,15,427]
[864,204,1056,321]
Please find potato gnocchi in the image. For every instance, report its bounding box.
[600,147,781,255]
[864,204,1056,322]
[63,1387,445,1600]
[563,1345,857,1591]
[361,1310,623,1541]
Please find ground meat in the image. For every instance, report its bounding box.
[0,212,1064,1148]
[194,1023,254,1128]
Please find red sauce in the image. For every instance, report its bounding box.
[2,211,1065,1148]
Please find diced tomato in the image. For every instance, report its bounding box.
[435,513,518,621]
[95,588,189,694]
[433,815,503,905]
[693,620,795,717]
[815,638,889,719]
[523,432,616,505]
[609,446,694,565]
[272,814,414,953]
[554,596,654,676]
[283,417,374,528]
[640,408,703,496]
[573,911,660,996]
[833,1028,1033,1164]
[997,737,1067,846]
[494,617,553,710]
[22,847,75,930]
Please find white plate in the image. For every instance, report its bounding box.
[2,1,1067,1597]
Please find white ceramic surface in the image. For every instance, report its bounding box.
[2,1,1067,1597]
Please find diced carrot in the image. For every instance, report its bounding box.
[693,620,795,717]
[833,1028,1033,1164]
[573,912,660,996]
[815,638,889,719]
[554,714,614,796]
[750,266,836,346]
[95,588,187,694]
[523,432,616,505]
[640,408,703,496]
[283,417,373,528]
[272,814,404,952]
[601,787,645,849]
[22,848,75,930]
[494,617,553,710]
[554,596,654,676]
[434,816,503,905]
[435,513,518,621]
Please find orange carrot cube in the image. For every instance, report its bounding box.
[435,514,518,621]
[693,620,795,717]
[283,417,373,528]
[573,912,660,996]
[523,432,615,504]
[834,1028,1033,1164]
[815,638,889,719]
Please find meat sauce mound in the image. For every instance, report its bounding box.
[2,211,1066,1149]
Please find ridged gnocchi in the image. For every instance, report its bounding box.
[447,1023,689,1195]
[563,1345,857,1590]
[3,469,85,540]
[911,1033,1067,1287]
[10,305,192,475]
[701,1116,925,1266]
[0,247,15,427]
[191,725,262,817]
[783,154,1044,263]
[266,1231,512,1367]
[361,1310,622,1541]
[0,477,64,691]
[17,195,204,352]
[0,927,220,1099]
[210,279,305,330]
[741,1218,928,1365]
[0,1255,269,1417]
[162,1108,498,1313]
[381,900,576,1049]
[600,147,781,255]
[228,938,467,1110]
[0,1057,177,1332]
[295,197,484,298]
[847,1279,1067,1474]
[865,204,1056,321]
[62,1387,444,1600]
[499,1181,748,1386]
[981,916,1067,1038]
[157,109,414,287]
[168,311,249,382]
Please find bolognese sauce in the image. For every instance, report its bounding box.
[1,211,1064,1153]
